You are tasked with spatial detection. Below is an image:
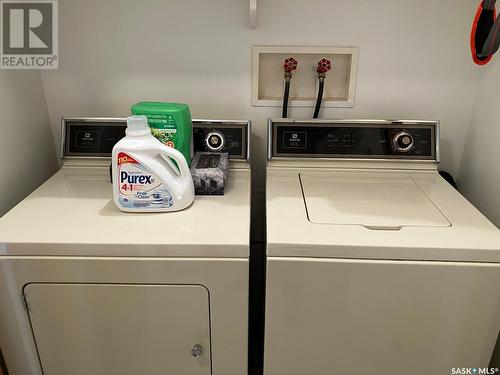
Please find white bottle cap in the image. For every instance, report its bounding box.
[126,115,151,136]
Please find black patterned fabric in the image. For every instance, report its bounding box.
[190,152,229,195]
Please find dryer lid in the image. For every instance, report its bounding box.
[300,174,451,230]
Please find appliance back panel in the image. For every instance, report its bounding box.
[192,122,248,160]
[63,118,250,161]
[66,122,126,157]
[270,120,438,161]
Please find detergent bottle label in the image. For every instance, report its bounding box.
[117,152,173,209]
[150,127,177,148]
[145,113,178,148]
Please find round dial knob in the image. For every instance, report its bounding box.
[205,131,225,152]
[393,131,414,153]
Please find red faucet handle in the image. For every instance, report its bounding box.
[317,58,332,74]
[283,57,298,73]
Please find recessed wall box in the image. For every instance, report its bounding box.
[252,46,359,108]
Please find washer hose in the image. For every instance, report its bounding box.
[313,59,332,119]
[282,57,298,118]
[282,77,291,118]
[313,78,325,119]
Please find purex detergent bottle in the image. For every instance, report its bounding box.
[112,116,194,212]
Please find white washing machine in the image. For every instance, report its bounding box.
[264,118,500,375]
[0,118,251,375]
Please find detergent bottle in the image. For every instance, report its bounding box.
[131,102,193,165]
[112,115,194,212]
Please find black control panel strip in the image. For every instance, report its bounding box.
[269,119,439,161]
[62,118,126,158]
[62,117,250,161]
[192,119,250,161]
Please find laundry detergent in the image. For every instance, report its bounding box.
[112,115,194,213]
[131,102,193,165]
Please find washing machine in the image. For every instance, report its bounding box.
[264,118,500,375]
[0,118,251,375]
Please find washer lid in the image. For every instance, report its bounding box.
[301,174,451,229]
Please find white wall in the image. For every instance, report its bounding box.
[0,71,58,217]
[458,59,500,228]
[457,58,500,365]
[41,0,482,194]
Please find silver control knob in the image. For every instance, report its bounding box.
[392,131,414,153]
[205,131,225,152]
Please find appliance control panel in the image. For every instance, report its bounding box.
[63,119,126,157]
[192,120,250,160]
[269,119,438,161]
[63,118,250,161]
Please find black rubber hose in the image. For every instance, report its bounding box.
[313,79,325,119]
[282,78,291,118]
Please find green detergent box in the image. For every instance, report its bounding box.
[131,102,193,164]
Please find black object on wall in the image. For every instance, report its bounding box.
[439,171,457,189]
[471,0,499,65]
[0,349,9,375]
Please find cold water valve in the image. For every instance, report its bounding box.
[316,58,332,75]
